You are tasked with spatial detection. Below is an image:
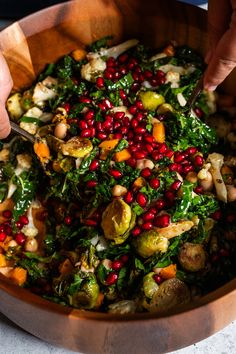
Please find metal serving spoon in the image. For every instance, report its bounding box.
[10,121,36,144]
[185,76,204,112]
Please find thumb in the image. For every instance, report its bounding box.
[0,102,11,139]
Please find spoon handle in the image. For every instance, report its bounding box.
[10,121,36,144]
[186,76,204,110]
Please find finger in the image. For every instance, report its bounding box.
[204,26,236,90]
[0,103,11,139]
[205,0,231,64]
[0,52,13,102]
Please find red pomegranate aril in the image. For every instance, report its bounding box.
[0,232,7,242]
[132,72,140,81]
[135,100,144,110]
[152,151,163,161]
[155,69,165,79]
[106,57,116,67]
[157,77,166,85]
[131,82,140,92]
[122,116,130,127]
[194,107,204,118]
[104,71,113,80]
[0,225,5,233]
[5,226,12,235]
[106,272,118,286]
[97,103,106,111]
[165,191,175,203]
[155,199,166,210]
[211,210,222,220]
[154,214,170,228]
[64,216,72,225]
[90,127,96,137]
[137,192,147,207]
[87,119,94,127]
[120,126,128,135]
[127,132,134,141]
[85,219,97,227]
[185,146,197,155]
[114,111,125,120]
[126,158,136,168]
[112,260,123,271]
[129,105,137,115]
[15,221,23,229]
[103,99,113,109]
[114,72,120,80]
[89,159,99,171]
[134,151,147,159]
[174,152,186,163]
[109,169,122,179]
[119,66,127,75]
[96,122,103,131]
[150,78,158,87]
[144,135,155,144]
[144,69,153,79]
[145,144,154,154]
[118,53,129,63]
[134,135,143,143]
[102,120,112,130]
[96,77,105,88]
[194,155,204,167]
[219,248,230,257]
[141,168,152,178]
[153,274,163,285]
[119,254,129,263]
[113,133,123,139]
[169,163,180,172]
[86,180,98,188]
[131,118,139,128]
[158,143,167,154]
[78,120,88,130]
[135,127,146,135]
[19,215,29,226]
[84,110,94,120]
[165,149,174,159]
[124,191,134,204]
[80,129,91,138]
[119,89,127,100]
[15,232,26,245]
[135,112,144,122]
[79,96,91,104]
[143,211,155,222]
[149,178,160,189]
[63,103,70,113]
[132,226,141,237]
[97,132,107,140]
[194,186,203,194]
[170,180,182,191]
[2,210,12,219]
[113,122,121,130]
[142,222,153,231]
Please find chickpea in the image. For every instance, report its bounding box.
[24,237,38,252]
[54,122,68,139]
[112,185,128,197]
[226,185,236,202]
[185,171,198,184]
[7,240,18,248]
[136,159,154,170]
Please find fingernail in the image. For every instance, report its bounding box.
[204,85,217,92]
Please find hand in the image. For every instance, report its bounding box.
[0,52,13,138]
[204,0,236,91]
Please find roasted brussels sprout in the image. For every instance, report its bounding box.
[133,230,169,258]
[139,91,165,110]
[61,136,93,158]
[148,278,190,313]
[108,300,137,314]
[101,199,132,243]
[178,242,206,272]
[143,272,159,299]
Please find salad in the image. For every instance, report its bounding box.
[0,38,235,314]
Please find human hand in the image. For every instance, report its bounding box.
[0,52,13,138]
[204,0,236,91]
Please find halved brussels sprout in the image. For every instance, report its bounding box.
[133,230,169,258]
[139,91,165,111]
[148,278,190,313]
[101,199,132,243]
[61,136,93,158]
[143,272,159,299]
[178,242,206,272]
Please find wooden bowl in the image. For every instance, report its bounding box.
[0,1,235,353]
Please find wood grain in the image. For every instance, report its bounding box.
[0,1,235,353]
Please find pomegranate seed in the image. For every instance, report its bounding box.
[158,143,168,154]
[154,214,170,228]
[134,112,144,122]
[113,133,123,139]
[0,232,7,242]
[120,126,128,135]
[79,96,91,104]
[149,178,160,189]
[219,248,230,257]
[123,116,130,127]
[78,120,88,130]
[112,260,123,270]
[103,99,113,109]
[124,191,134,204]
[86,180,98,188]
[174,152,186,163]
[15,221,23,229]
[185,147,197,155]
[0,225,5,233]
[90,127,96,137]
[157,77,166,85]
[5,226,12,235]
[131,82,140,92]
[96,77,105,88]
[194,107,204,118]
[129,105,137,115]
[120,254,129,263]
[64,216,72,225]
[182,165,194,174]
[153,274,163,284]
[170,180,182,191]
[141,168,152,178]
[80,129,91,138]
[114,111,125,120]
[143,211,155,222]
[135,100,144,110]
[107,57,116,67]
[109,169,122,179]
[19,215,29,226]
[134,135,143,143]
[194,155,204,167]
[165,149,174,159]
[134,151,147,159]
[135,127,146,134]
[97,132,107,140]
[141,222,153,230]
[132,226,141,237]
[155,69,165,78]
[144,70,153,79]
[169,163,180,172]
[137,193,147,207]
[84,110,94,120]
[104,71,113,80]
[2,210,12,219]
[63,103,70,113]
[165,191,175,203]
[113,122,121,130]
[226,213,236,223]
[119,89,127,100]
[150,78,158,86]
[131,118,139,128]
[118,53,129,63]
[89,159,99,171]
[144,135,155,144]
[152,151,163,161]
[155,199,166,210]
[15,232,26,245]
[132,72,140,81]
[145,144,154,154]
[97,103,106,111]
[194,186,203,194]
[106,271,118,286]
[84,219,97,227]
[211,210,222,220]
[126,158,136,168]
